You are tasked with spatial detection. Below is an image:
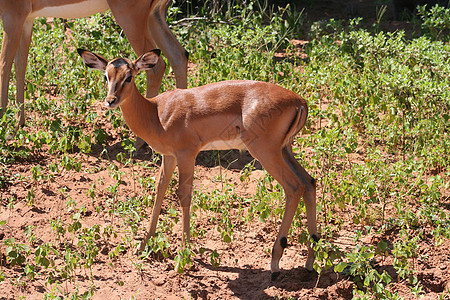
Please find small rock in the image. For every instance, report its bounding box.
[153,277,165,286]
[168,270,177,278]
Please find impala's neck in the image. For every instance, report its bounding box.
[118,84,163,143]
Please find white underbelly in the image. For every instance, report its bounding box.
[201,138,247,151]
[30,0,109,19]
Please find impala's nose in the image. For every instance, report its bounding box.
[105,96,118,108]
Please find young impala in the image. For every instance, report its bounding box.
[78,49,320,279]
[0,0,187,139]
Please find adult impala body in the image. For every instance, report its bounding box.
[0,0,188,130]
[78,49,319,279]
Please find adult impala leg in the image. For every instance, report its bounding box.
[14,19,33,128]
[0,15,27,121]
[118,17,167,98]
[111,0,188,151]
[137,154,176,252]
[148,1,188,90]
[109,0,187,94]
[110,1,173,151]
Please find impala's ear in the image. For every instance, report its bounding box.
[77,49,108,70]
[134,49,161,72]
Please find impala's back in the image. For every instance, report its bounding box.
[153,80,308,152]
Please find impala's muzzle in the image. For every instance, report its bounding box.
[105,95,119,108]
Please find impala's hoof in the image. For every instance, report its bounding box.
[271,272,280,281]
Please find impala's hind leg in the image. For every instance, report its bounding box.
[282,146,319,271]
[246,145,307,280]
[14,20,33,128]
[110,2,167,152]
[0,13,28,124]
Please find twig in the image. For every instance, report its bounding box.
[171,16,255,30]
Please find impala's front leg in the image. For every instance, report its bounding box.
[176,153,196,244]
[137,154,176,253]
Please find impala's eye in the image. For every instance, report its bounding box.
[125,76,132,83]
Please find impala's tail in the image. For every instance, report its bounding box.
[282,102,308,148]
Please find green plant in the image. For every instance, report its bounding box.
[393,228,421,289]
[108,242,126,260]
[35,243,58,269]
[417,4,450,41]
[3,238,30,267]
[174,245,193,274]
[23,225,36,245]
[345,244,395,298]
[210,250,221,268]
[140,234,171,260]
[311,238,343,286]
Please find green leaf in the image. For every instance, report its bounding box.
[223,233,232,243]
[334,261,348,273]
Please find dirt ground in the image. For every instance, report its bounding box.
[1,1,449,299]
[1,114,449,300]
